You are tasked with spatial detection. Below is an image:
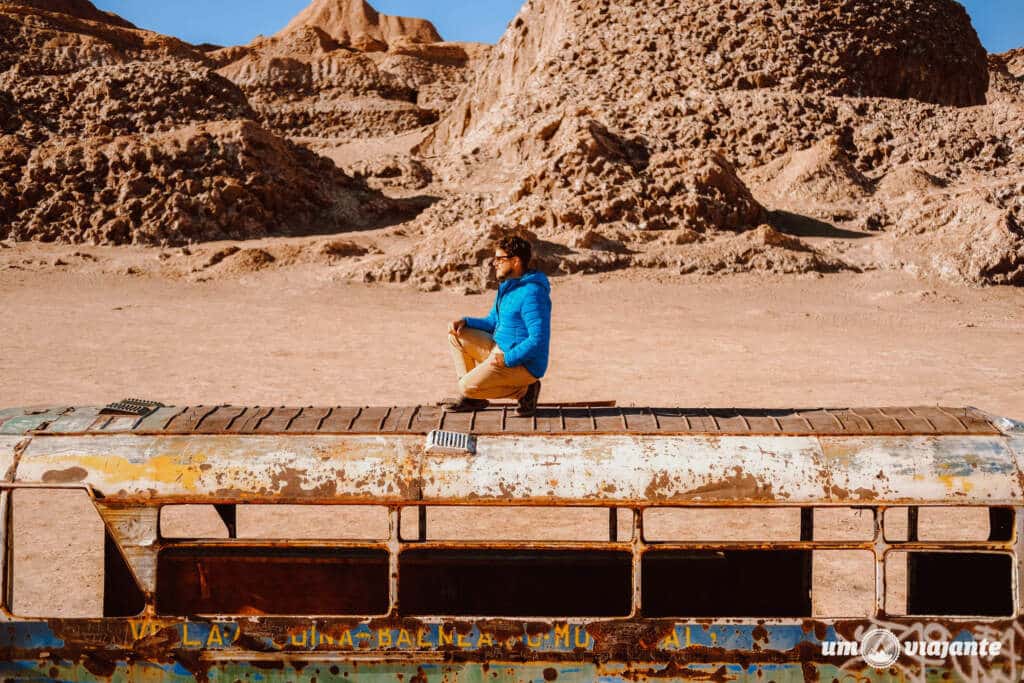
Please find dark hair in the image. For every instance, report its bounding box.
[497,234,532,269]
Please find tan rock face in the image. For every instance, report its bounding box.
[1,0,1022,289]
[279,0,442,49]
[5,120,410,245]
[432,0,989,159]
[0,1,412,246]
[212,3,486,142]
[1003,48,1024,78]
[403,0,1022,288]
[6,0,136,28]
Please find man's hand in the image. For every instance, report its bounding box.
[489,349,506,368]
[449,318,466,335]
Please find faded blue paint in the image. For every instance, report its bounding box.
[0,622,64,649]
[0,659,1013,682]
[660,623,834,650]
[0,407,68,435]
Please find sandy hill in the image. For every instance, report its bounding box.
[279,0,441,51]
[1002,48,1024,78]
[0,0,411,245]
[0,0,1021,290]
[4,0,135,28]
[211,0,487,146]
[368,0,1021,291]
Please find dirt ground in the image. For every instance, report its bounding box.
[2,251,1021,618]
[2,246,1022,416]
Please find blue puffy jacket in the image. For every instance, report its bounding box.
[464,271,552,378]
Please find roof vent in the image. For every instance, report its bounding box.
[100,398,165,417]
[426,429,476,455]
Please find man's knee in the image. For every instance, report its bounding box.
[458,376,485,398]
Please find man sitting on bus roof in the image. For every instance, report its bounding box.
[443,234,551,417]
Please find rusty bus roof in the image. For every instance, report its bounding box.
[0,404,1006,437]
[1,404,1022,506]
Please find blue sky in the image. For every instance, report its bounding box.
[95,0,1022,53]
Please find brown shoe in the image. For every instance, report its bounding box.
[516,381,541,417]
[445,396,490,412]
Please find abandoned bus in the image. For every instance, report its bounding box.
[1,402,1023,681]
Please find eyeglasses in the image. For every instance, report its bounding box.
[492,256,514,263]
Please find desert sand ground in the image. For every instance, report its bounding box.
[2,254,1021,617]
[2,246,1022,415]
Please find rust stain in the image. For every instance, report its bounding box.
[41,466,89,483]
[46,453,208,490]
[680,467,774,501]
[5,436,32,481]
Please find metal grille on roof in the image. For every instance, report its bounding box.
[425,429,477,455]
[99,398,165,416]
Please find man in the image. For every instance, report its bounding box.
[444,235,551,416]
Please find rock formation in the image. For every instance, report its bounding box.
[6,0,136,28]
[0,0,1021,287]
[402,0,1022,287]
[5,120,406,245]
[0,0,410,246]
[279,0,441,50]
[212,0,487,142]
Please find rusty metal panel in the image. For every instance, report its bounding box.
[502,410,536,433]
[798,410,845,433]
[0,406,69,435]
[0,436,25,481]
[192,405,248,433]
[533,408,564,433]
[622,407,658,432]
[315,406,361,432]
[380,406,418,432]
[0,406,26,431]
[0,616,1020,680]
[253,407,305,433]
[742,411,784,433]
[438,409,475,433]
[161,406,219,433]
[682,409,719,432]
[966,408,1005,433]
[710,410,751,432]
[0,404,1004,436]
[647,408,682,431]
[591,407,628,431]
[225,406,274,433]
[408,405,444,432]
[819,435,1022,503]
[350,407,392,432]
[8,431,1022,505]
[286,406,333,432]
[420,435,830,503]
[128,405,184,433]
[469,406,506,432]
[13,435,422,501]
[41,407,103,434]
[94,414,145,432]
[96,504,159,594]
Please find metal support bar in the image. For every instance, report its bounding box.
[387,507,401,616]
[214,504,237,539]
[630,509,643,618]
[800,508,814,542]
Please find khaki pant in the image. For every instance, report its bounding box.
[448,328,536,400]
